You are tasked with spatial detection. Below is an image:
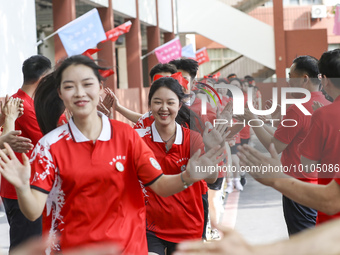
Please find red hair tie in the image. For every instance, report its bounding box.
[153,72,189,90]
[99,69,114,78]
[82,48,102,60]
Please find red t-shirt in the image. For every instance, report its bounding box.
[190,97,216,128]
[299,95,340,224]
[134,112,209,194]
[134,112,154,130]
[1,89,43,199]
[30,114,163,254]
[137,122,206,243]
[275,91,331,182]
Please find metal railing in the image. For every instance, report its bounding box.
[211,55,275,80]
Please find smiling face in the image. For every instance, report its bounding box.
[58,64,103,120]
[150,87,181,127]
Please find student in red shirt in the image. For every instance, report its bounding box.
[240,56,331,235]
[0,55,225,255]
[236,49,340,229]
[135,77,227,255]
[0,55,50,251]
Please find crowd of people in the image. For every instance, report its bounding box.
[0,48,340,255]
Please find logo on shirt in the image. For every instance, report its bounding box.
[115,162,124,172]
[109,155,127,172]
[109,155,126,165]
[150,157,161,170]
[176,157,189,164]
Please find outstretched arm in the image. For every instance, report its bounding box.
[103,88,142,123]
[150,145,226,197]
[237,144,340,215]
[0,143,47,221]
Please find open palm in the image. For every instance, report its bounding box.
[0,143,31,190]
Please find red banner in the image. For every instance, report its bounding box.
[195,47,210,65]
[101,20,132,43]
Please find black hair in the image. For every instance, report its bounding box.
[216,78,228,84]
[148,77,203,133]
[244,75,254,82]
[227,73,237,79]
[244,75,255,87]
[318,49,340,89]
[168,59,199,80]
[149,63,177,80]
[22,55,51,84]
[34,55,109,135]
[229,77,243,87]
[292,55,320,85]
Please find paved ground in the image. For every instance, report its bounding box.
[221,174,288,245]
[232,134,288,245]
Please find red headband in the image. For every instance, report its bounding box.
[153,72,189,90]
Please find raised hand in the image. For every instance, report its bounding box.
[237,143,285,186]
[104,88,121,112]
[203,123,230,150]
[0,143,31,190]
[217,101,232,122]
[312,101,324,112]
[234,108,256,122]
[2,97,22,120]
[97,97,111,117]
[0,130,34,153]
[186,145,227,181]
[0,95,10,126]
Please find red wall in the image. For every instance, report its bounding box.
[285,29,328,65]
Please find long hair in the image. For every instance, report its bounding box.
[34,55,108,135]
[148,77,203,132]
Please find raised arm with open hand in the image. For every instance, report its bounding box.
[0,143,47,221]
[0,142,31,189]
[0,130,33,153]
[203,123,230,151]
[186,145,227,182]
[237,143,286,186]
[149,145,227,197]
[1,97,23,133]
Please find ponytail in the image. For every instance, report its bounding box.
[34,73,65,135]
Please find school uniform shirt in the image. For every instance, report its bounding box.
[134,113,208,194]
[190,97,216,128]
[298,95,340,224]
[1,89,43,199]
[274,91,331,183]
[29,113,163,255]
[137,122,206,243]
[134,112,154,132]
